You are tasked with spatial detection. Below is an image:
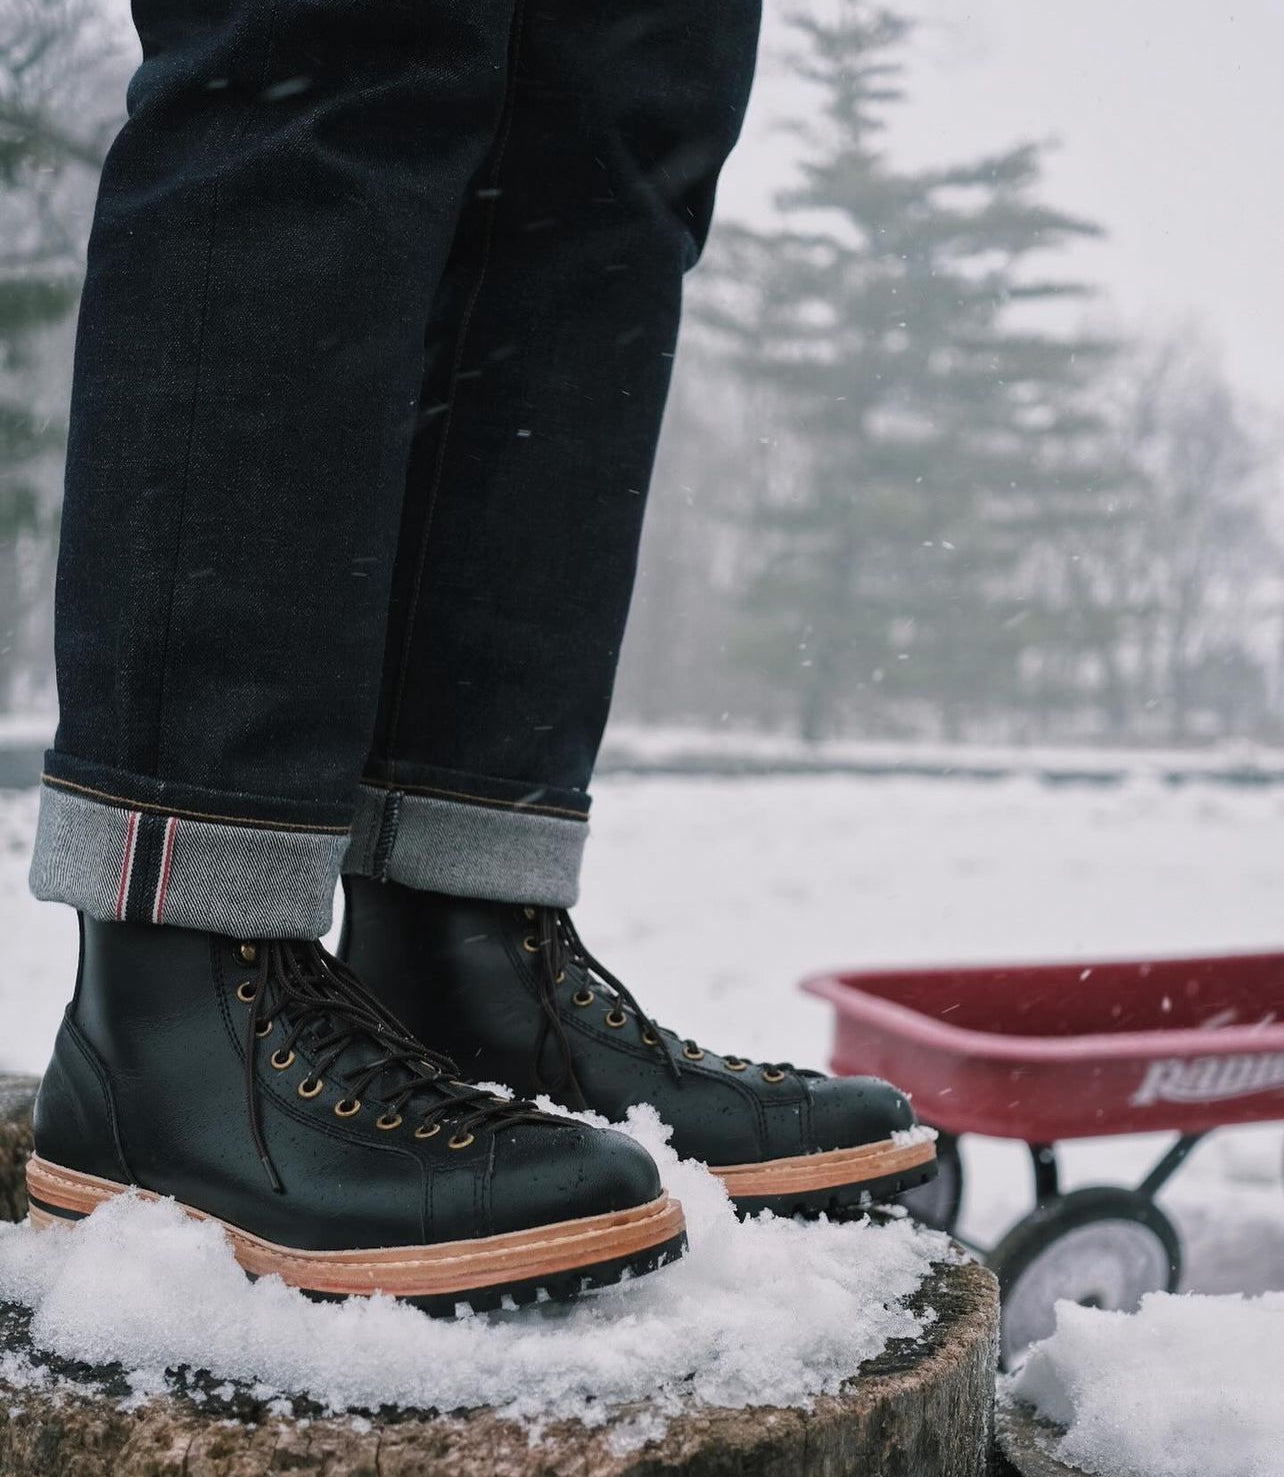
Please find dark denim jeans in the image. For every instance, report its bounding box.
[31,0,761,936]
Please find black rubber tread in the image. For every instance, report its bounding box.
[729,1157,939,1220]
[404,1229,689,1317]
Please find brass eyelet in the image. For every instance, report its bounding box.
[235,981,256,1004]
[448,1132,475,1150]
[604,1009,627,1029]
[762,1067,786,1084]
[334,1098,361,1118]
[725,1057,748,1072]
[376,1112,403,1131]
[237,943,257,965]
[642,1030,659,1047]
[683,1044,705,1061]
[555,970,566,984]
[254,1018,274,1038]
[297,1076,323,1099]
[415,1122,442,1140]
[523,906,536,921]
[270,1049,295,1070]
[572,989,594,1007]
[522,935,540,953]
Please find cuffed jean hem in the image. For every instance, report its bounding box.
[29,778,348,938]
[344,783,587,907]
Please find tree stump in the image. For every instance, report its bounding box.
[0,1074,1000,1476]
[0,1074,38,1222]
[992,1398,1084,1477]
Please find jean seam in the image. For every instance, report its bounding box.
[152,0,284,778]
[371,790,402,882]
[381,0,529,778]
[360,776,587,821]
[42,773,349,835]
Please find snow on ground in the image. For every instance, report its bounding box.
[2,771,1282,1325]
[1010,1291,1284,1477]
[0,1103,948,1422]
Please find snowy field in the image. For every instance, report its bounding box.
[2,772,1283,1289]
[1,773,1282,1467]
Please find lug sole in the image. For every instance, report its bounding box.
[713,1137,938,1217]
[25,1155,687,1312]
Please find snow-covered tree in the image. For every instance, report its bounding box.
[700,7,1128,741]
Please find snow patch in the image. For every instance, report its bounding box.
[891,1125,938,1148]
[1010,1290,1284,1477]
[0,1106,947,1427]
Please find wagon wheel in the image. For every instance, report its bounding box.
[899,1130,962,1232]
[988,1186,1181,1370]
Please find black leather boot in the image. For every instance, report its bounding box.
[340,880,937,1216]
[28,917,686,1313]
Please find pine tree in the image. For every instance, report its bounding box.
[701,7,1131,741]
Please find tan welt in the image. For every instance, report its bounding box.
[710,1137,936,1198]
[26,1155,685,1299]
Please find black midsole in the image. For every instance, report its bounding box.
[26,1193,85,1224]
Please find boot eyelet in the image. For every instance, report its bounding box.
[604,1009,627,1028]
[415,1123,441,1139]
[237,943,257,964]
[334,1098,361,1117]
[270,1049,295,1070]
[297,1076,323,1099]
[725,1057,747,1072]
[642,1030,659,1046]
[376,1112,403,1131]
[254,1018,274,1038]
[523,906,536,921]
[235,981,256,1004]
[572,989,594,1007]
[762,1068,786,1084]
[683,1044,705,1061]
[522,936,540,953]
[556,970,566,984]
[448,1132,475,1150]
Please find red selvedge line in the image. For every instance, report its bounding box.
[153,817,178,925]
[114,811,140,921]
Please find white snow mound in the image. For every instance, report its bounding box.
[1010,1290,1284,1477]
[0,1105,948,1425]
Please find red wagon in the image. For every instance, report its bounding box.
[803,951,1284,1366]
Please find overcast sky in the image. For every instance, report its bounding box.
[713,0,1284,412]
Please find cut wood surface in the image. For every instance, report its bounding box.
[0,1071,1000,1477]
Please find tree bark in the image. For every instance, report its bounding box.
[0,1075,38,1223]
[0,1073,1000,1477]
[992,1398,1084,1477]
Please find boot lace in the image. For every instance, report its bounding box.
[241,940,546,1191]
[525,908,799,1108]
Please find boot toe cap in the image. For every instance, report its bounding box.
[806,1073,916,1152]
[488,1123,663,1236]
